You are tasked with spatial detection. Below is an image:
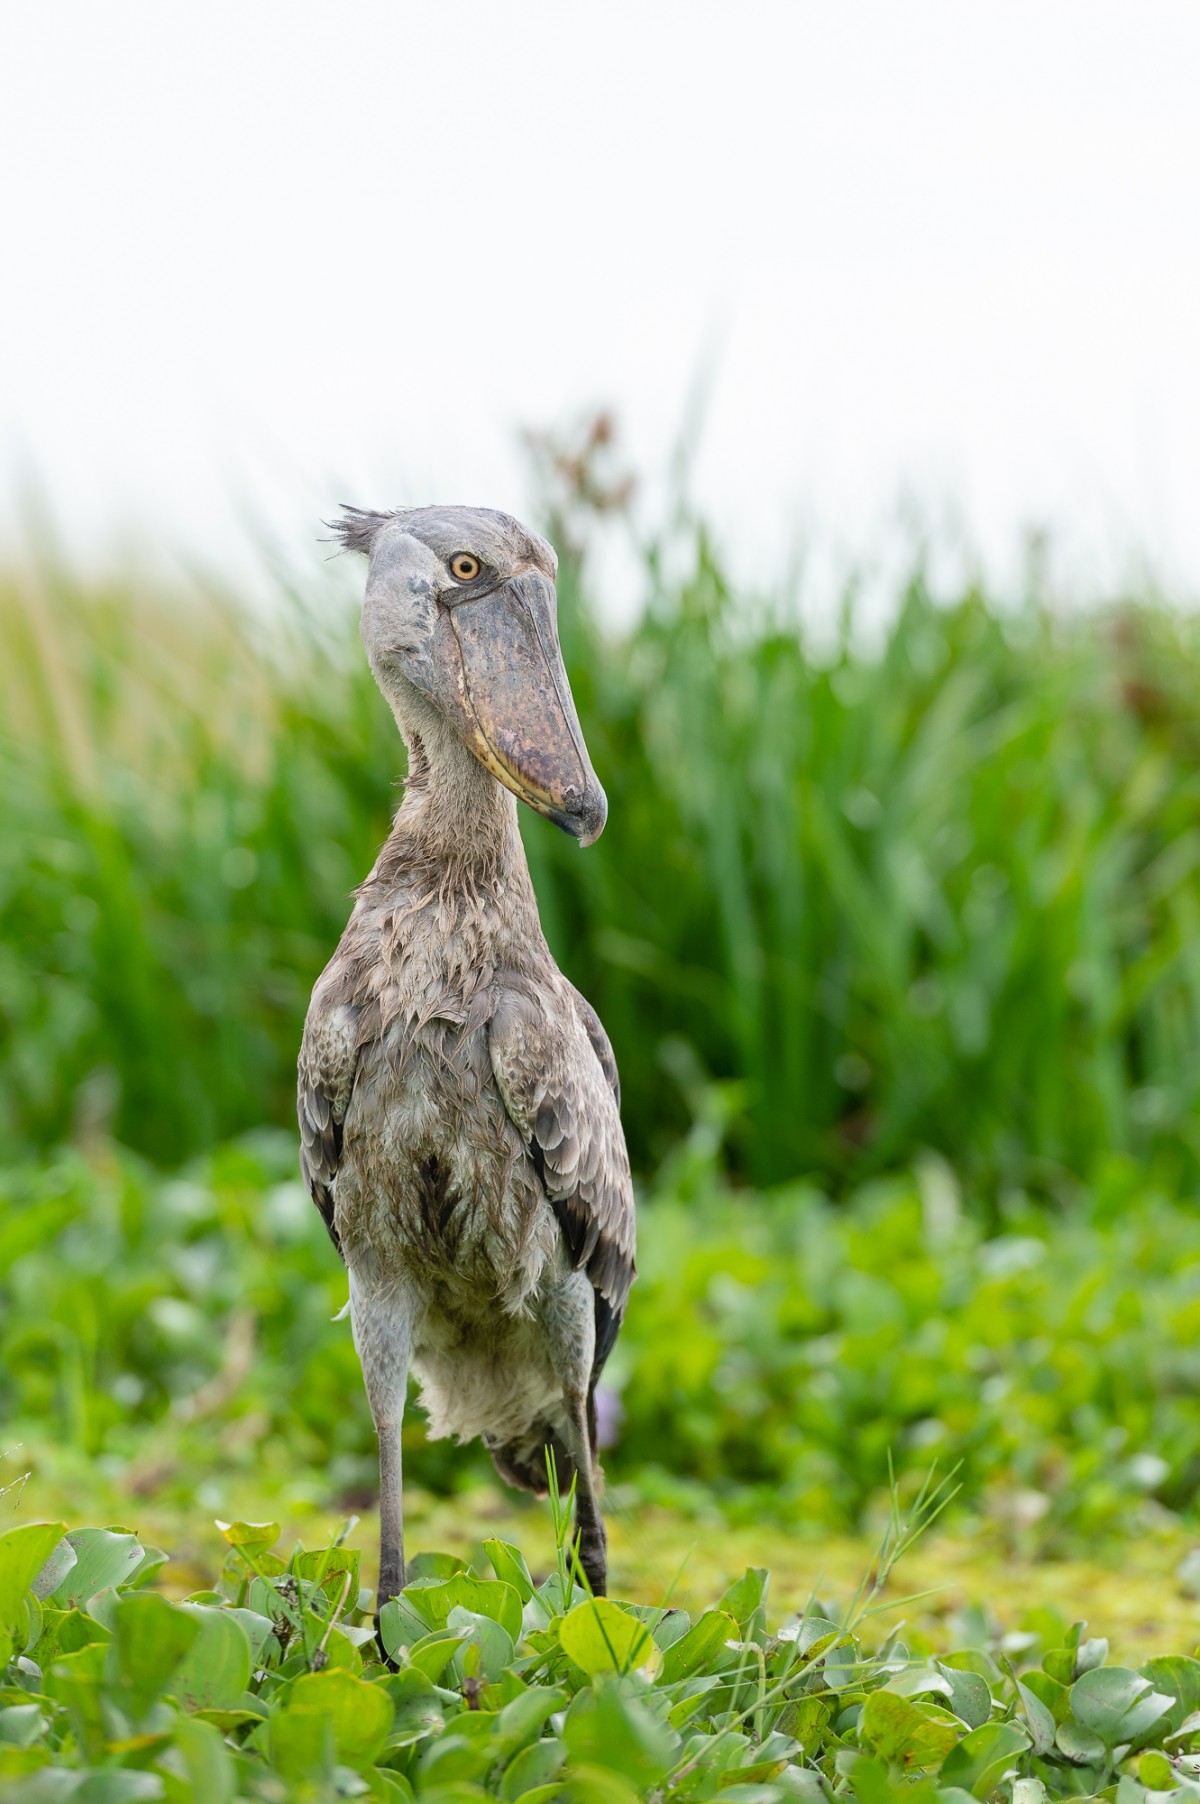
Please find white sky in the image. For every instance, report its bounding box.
[3,0,1199,612]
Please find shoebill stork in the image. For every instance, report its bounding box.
[298,505,635,1603]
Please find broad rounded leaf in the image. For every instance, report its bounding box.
[173,1604,253,1710]
[402,1574,523,1641]
[0,1524,66,1632]
[1070,1667,1175,1748]
[939,1720,1029,1796]
[109,1591,201,1717]
[660,1610,739,1684]
[559,1598,660,1676]
[860,1689,962,1770]
[47,1529,145,1607]
[282,1667,394,1765]
[215,1520,280,1553]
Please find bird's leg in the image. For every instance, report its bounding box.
[561,1390,607,1597]
[537,1271,608,1595]
[348,1265,414,1611]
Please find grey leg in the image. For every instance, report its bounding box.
[537,1270,608,1596]
[561,1390,608,1596]
[349,1264,414,1609]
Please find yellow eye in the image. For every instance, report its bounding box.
[449,552,481,582]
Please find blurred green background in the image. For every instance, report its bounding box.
[3,436,1200,1629]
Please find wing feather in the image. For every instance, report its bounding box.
[488,976,635,1384]
[297,962,362,1260]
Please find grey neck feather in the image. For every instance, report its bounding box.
[367,691,531,893]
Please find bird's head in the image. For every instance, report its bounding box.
[332,503,607,846]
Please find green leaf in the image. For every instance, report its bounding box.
[280,1667,394,1766]
[46,1528,145,1607]
[1070,1667,1175,1748]
[935,1661,992,1729]
[447,1606,515,1684]
[407,1626,470,1682]
[860,1689,962,1771]
[107,1590,201,1717]
[169,1714,236,1804]
[717,1567,770,1640]
[293,1544,361,1606]
[1138,1749,1175,1788]
[1142,1657,1200,1734]
[30,1535,77,1602]
[660,1608,738,1683]
[563,1683,678,1787]
[1016,1677,1057,1755]
[939,1720,1029,1796]
[401,1573,523,1640]
[382,1666,445,1748]
[1055,1720,1107,1765]
[172,1604,253,1710]
[494,1685,565,1762]
[484,1539,536,1602]
[500,1735,566,1801]
[406,1549,468,1580]
[0,1524,67,1633]
[215,1519,280,1553]
[559,1597,660,1676]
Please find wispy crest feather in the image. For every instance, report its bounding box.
[326,504,400,555]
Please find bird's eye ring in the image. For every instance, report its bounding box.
[449,552,481,582]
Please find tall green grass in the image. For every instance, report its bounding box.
[2,518,1199,1193]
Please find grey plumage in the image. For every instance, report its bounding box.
[298,504,635,1603]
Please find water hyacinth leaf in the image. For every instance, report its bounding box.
[1141,1657,1200,1733]
[382,1667,446,1747]
[293,1546,361,1605]
[47,1529,145,1608]
[717,1568,770,1641]
[939,1720,1029,1795]
[407,1627,470,1683]
[172,1604,253,1710]
[0,1704,45,1748]
[935,1662,993,1729]
[379,1593,435,1656]
[281,1668,394,1765]
[1055,1720,1107,1765]
[1016,1678,1058,1755]
[30,1536,76,1603]
[0,1525,68,1632]
[401,1574,523,1641]
[405,1549,468,1581]
[563,1682,679,1786]
[1070,1668,1175,1748]
[108,1591,201,1717]
[559,1598,659,1676]
[660,1609,739,1683]
[222,1607,276,1667]
[859,1690,963,1770]
[215,1520,280,1553]
[416,1731,494,1786]
[447,1607,515,1684]
[1012,1781,1048,1804]
[169,1714,236,1804]
[268,1705,336,1786]
[44,1642,108,1758]
[500,1735,566,1800]
[484,1539,535,1602]
[493,1684,565,1761]
[1138,1749,1175,1788]
[1022,1668,1070,1725]
[1043,1649,1077,1686]
[885,1665,954,1702]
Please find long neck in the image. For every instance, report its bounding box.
[367,708,534,896]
